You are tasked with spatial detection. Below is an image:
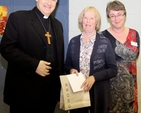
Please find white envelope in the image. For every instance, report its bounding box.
[66,72,86,92]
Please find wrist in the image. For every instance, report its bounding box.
[70,69,74,73]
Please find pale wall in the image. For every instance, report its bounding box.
[69,0,141,112]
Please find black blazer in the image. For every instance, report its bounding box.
[0,7,64,108]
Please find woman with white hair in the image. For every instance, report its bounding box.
[65,6,117,113]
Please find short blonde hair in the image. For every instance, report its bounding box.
[78,6,101,31]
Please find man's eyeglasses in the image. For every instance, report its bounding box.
[109,13,125,20]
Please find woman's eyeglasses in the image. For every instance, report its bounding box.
[109,13,125,20]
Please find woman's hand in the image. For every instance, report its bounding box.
[70,68,79,76]
[81,76,95,92]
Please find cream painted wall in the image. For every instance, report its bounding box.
[69,0,141,112]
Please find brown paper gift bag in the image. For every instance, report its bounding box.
[59,75,91,111]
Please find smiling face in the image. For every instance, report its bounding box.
[82,11,96,33]
[109,10,126,29]
[36,0,57,16]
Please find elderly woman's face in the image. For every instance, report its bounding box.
[82,11,96,33]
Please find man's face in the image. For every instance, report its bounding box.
[36,0,58,16]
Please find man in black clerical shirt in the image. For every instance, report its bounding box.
[0,0,64,113]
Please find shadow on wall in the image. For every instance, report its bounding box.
[0,55,9,113]
[0,55,7,69]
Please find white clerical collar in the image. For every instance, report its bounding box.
[43,15,48,19]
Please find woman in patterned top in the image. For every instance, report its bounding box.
[101,1,140,113]
[64,6,117,113]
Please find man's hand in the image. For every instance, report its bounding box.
[36,60,52,77]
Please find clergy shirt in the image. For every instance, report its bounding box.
[35,7,58,70]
